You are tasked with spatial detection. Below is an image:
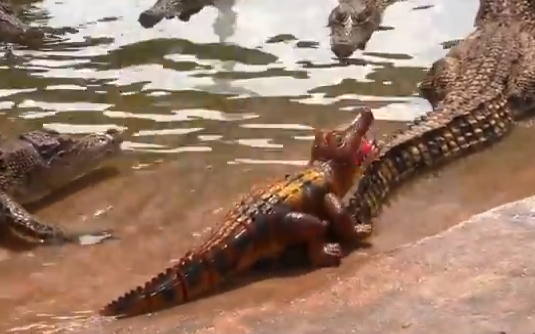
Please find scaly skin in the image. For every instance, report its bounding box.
[347,0,535,231]
[99,108,377,318]
[137,0,216,28]
[327,0,396,59]
[0,1,44,47]
[0,128,123,246]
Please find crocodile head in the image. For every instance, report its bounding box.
[3,128,124,203]
[327,0,382,59]
[138,0,213,28]
[310,107,377,166]
[0,3,44,47]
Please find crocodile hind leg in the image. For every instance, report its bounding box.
[420,32,481,110]
[419,57,461,110]
[323,193,373,245]
[0,191,113,246]
[280,212,343,267]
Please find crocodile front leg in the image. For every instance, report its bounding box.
[0,191,113,246]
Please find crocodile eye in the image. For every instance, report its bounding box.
[337,11,349,22]
[355,7,372,24]
[332,133,344,147]
[354,12,368,24]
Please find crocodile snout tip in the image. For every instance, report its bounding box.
[104,128,124,144]
[138,11,163,28]
[331,43,357,60]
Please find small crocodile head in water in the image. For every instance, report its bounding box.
[2,128,124,204]
[327,0,382,60]
[138,0,213,28]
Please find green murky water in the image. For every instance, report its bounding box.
[1,0,477,167]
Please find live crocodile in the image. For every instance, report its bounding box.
[0,128,123,247]
[99,108,377,318]
[340,0,535,237]
[137,0,217,28]
[0,1,44,47]
[328,0,397,59]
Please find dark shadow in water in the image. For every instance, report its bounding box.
[266,34,298,44]
[72,38,279,71]
[192,68,309,80]
[309,65,427,98]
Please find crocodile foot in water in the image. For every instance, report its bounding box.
[99,108,377,318]
[0,128,123,247]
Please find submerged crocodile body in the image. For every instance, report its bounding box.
[99,108,377,318]
[328,0,396,59]
[0,1,44,47]
[0,128,123,246]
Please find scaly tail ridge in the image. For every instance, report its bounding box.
[100,265,187,318]
[100,246,235,318]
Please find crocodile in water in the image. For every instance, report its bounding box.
[99,108,377,318]
[328,0,397,59]
[0,1,44,47]
[137,0,217,28]
[0,128,123,247]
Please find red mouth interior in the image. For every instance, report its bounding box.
[355,138,374,166]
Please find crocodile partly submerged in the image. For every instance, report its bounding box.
[0,128,123,247]
[0,1,44,48]
[99,108,377,318]
[137,0,217,28]
[328,0,397,59]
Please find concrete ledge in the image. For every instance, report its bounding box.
[246,195,535,334]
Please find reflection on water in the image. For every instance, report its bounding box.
[0,0,484,332]
[0,0,478,166]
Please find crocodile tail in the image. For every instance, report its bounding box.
[99,246,236,318]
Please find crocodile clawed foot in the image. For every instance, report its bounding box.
[354,223,373,240]
[309,241,342,268]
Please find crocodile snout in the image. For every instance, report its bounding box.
[138,11,164,28]
[331,43,357,59]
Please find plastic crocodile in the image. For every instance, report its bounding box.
[99,108,377,318]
